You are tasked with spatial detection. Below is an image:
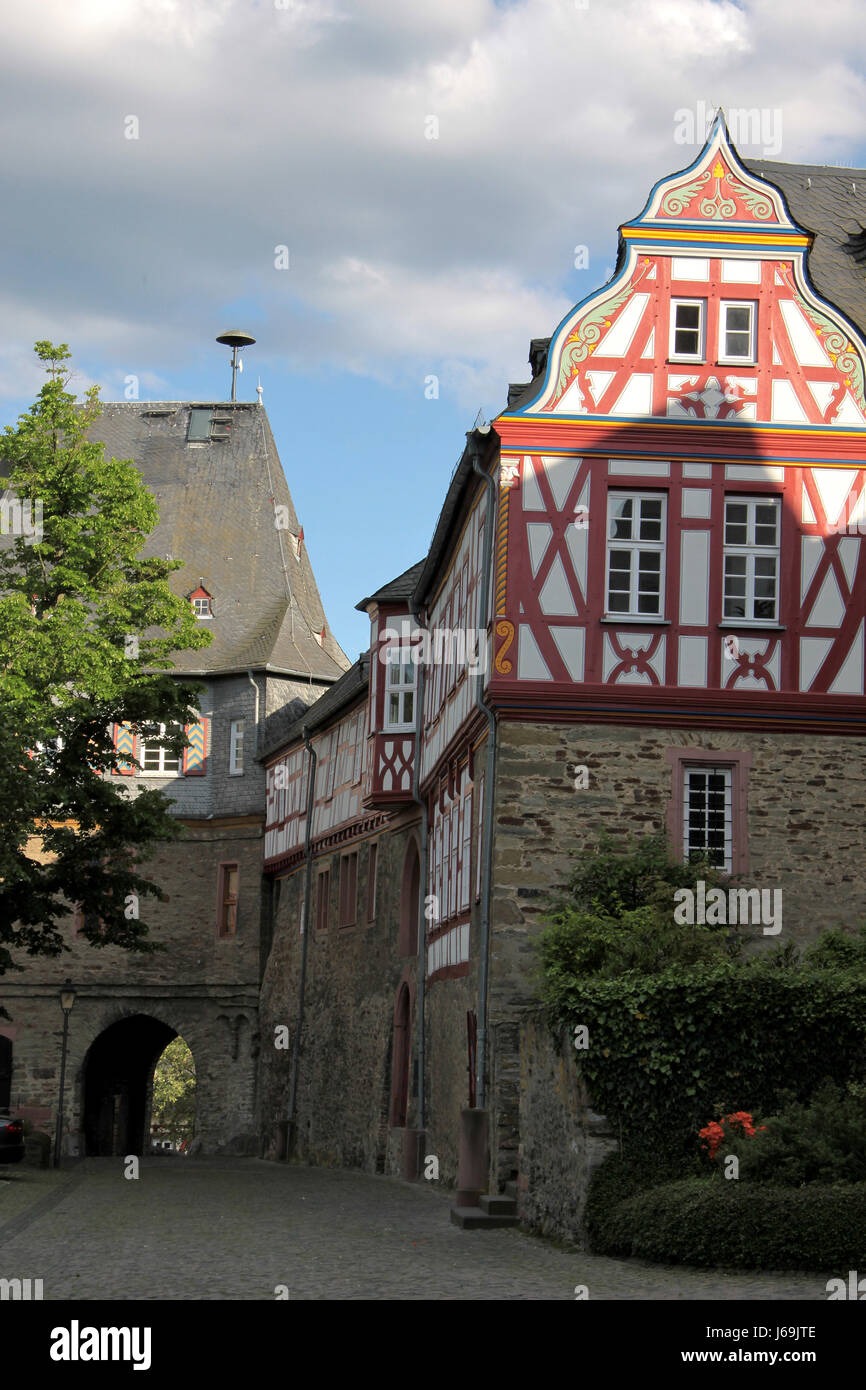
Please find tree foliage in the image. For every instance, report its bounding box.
[536,832,743,983]
[151,1037,196,1144]
[0,343,211,977]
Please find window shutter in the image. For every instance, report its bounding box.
[112,722,137,776]
[183,718,208,775]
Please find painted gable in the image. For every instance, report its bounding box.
[519,115,866,429]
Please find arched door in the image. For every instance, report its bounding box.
[399,840,420,958]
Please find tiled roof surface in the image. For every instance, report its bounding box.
[355,559,426,611]
[260,652,370,759]
[745,158,866,335]
[89,402,349,680]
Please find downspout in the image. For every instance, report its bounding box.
[246,669,260,754]
[286,725,317,1159]
[471,449,497,1113]
[410,607,428,1141]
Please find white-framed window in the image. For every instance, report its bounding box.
[723,496,780,622]
[326,730,337,799]
[459,790,472,912]
[670,299,705,361]
[229,719,245,775]
[683,765,733,873]
[352,709,364,784]
[192,595,212,619]
[384,649,417,731]
[719,301,756,363]
[139,722,182,775]
[606,492,666,617]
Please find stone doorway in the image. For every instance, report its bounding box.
[82,1014,177,1155]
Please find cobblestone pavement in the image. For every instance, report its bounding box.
[0,1157,830,1300]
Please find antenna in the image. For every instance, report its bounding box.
[256,378,263,404]
[216,330,256,402]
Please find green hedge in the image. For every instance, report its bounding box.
[591,1174,866,1271]
[548,961,866,1151]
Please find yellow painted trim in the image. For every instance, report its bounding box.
[498,415,866,450]
[622,227,810,248]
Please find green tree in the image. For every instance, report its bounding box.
[537,832,743,983]
[151,1037,196,1146]
[0,342,211,984]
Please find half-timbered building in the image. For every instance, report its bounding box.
[258,117,866,1220]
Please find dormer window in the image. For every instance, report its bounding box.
[188,409,232,443]
[189,586,214,619]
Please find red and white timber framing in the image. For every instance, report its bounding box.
[489,115,866,733]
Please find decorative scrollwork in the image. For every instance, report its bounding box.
[494,619,515,675]
[662,175,707,216]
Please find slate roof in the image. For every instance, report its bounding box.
[88,402,349,680]
[260,652,370,759]
[355,559,425,612]
[507,161,866,415]
[412,425,496,609]
[745,159,866,335]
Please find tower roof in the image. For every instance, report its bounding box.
[89,401,349,681]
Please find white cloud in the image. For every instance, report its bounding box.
[0,0,864,405]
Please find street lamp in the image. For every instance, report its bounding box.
[53,979,76,1168]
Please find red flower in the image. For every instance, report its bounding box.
[699,1111,763,1160]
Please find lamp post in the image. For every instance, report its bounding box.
[53,980,76,1168]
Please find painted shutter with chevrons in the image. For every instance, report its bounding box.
[183,719,208,776]
[112,722,137,776]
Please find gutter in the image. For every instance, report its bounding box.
[285,724,317,1159]
[471,445,497,1113]
[410,604,428,1140]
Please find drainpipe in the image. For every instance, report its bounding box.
[246,669,260,754]
[471,450,497,1113]
[286,725,317,1159]
[410,608,428,1145]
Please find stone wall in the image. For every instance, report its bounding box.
[258,816,421,1175]
[487,718,866,1186]
[1,990,259,1154]
[258,803,482,1188]
[517,1013,617,1244]
[3,822,264,1154]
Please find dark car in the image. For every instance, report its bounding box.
[0,1113,25,1164]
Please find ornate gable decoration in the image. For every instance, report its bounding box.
[515,112,866,430]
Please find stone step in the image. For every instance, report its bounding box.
[450,1204,519,1231]
[480,1193,517,1217]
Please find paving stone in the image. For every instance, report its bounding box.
[0,1157,830,1301]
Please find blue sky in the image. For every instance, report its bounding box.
[1,0,865,656]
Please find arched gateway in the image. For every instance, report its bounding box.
[82,1014,180,1156]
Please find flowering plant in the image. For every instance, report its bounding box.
[699,1110,765,1160]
